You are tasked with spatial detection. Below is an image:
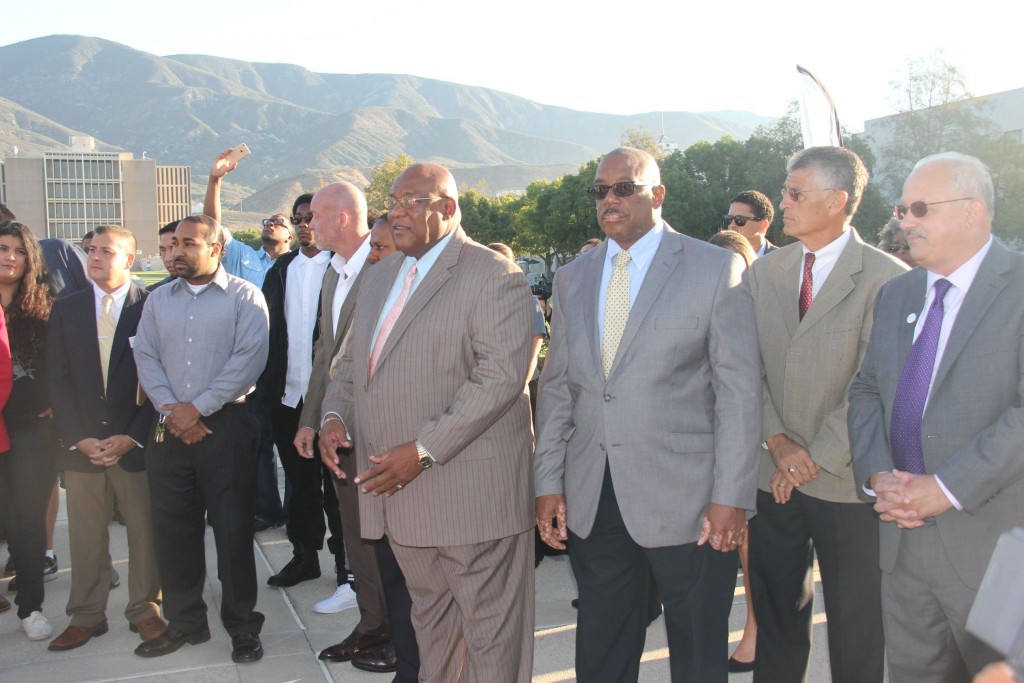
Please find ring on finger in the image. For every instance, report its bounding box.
[787,465,797,473]
[395,483,404,490]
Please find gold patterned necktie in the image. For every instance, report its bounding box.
[602,251,632,377]
[98,294,116,392]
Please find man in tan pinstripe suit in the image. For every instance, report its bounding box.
[318,163,536,682]
[747,146,908,683]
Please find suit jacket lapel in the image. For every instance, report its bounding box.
[108,285,144,378]
[372,229,463,376]
[607,231,681,379]
[319,266,341,352]
[580,243,604,374]
[792,231,863,342]
[332,265,367,358]
[931,243,1011,392]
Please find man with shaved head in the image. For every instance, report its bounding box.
[534,147,762,682]
[318,163,536,681]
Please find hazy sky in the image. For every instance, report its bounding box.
[2,0,1019,133]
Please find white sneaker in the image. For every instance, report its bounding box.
[21,611,53,641]
[314,583,358,614]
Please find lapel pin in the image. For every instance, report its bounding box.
[907,313,917,324]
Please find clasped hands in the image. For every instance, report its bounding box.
[161,403,212,445]
[767,434,820,504]
[76,435,137,467]
[870,470,953,528]
[535,495,745,553]
[311,418,424,497]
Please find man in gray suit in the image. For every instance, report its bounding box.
[534,147,762,682]
[849,152,1021,682]
[319,163,536,682]
[747,146,908,683]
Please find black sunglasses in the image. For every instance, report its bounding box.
[586,181,653,201]
[884,243,910,253]
[290,214,313,226]
[722,214,759,229]
[262,217,287,228]
[893,197,973,219]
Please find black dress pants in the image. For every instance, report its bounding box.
[270,401,343,565]
[376,536,420,683]
[748,487,884,683]
[569,465,737,683]
[146,404,264,636]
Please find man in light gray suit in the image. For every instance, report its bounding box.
[534,147,762,682]
[747,146,907,683]
[318,163,536,682]
[849,152,1022,682]
[292,183,393,664]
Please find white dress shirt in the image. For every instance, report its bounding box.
[282,250,332,408]
[597,221,665,341]
[799,228,852,299]
[330,237,371,335]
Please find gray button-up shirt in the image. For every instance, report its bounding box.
[134,265,270,417]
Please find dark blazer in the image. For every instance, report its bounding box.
[762,239,779,255]
[256,248,323,407]
[47,284,154,473]
[41,238,89,297]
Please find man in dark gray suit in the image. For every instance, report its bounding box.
[535,147,762,682]
[849,152,1023,682]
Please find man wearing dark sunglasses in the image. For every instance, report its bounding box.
[536,147,761,682]
[747,146,908,683]
[723,190,777,257]
[850,152,1024,682]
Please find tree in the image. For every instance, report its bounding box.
[621,125,666,160]
[874,51,998,198]
[364,153,415,211]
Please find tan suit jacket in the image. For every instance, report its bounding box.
[749,229,908,503]
[321,226,535,547]
[299,263,366,430]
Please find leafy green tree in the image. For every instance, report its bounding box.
[364,153,416,211]
[621,125,666,160]
[232,228,263,250]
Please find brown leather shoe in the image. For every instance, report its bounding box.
[48,622,109,651]
[130,615,167,641]
[318,629,390,662]
[351,640,397,673]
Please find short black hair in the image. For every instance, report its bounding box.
[159,220,180,236]
[93,224,137,253]
[291,193,314,217]
[729,190,775,223]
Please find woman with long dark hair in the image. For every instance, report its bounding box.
[0,220,58,640]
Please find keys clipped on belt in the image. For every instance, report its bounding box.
[154,414,167,443]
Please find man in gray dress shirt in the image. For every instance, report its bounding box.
[133,215,270,664]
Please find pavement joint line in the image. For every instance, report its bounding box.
[253,538,334,683]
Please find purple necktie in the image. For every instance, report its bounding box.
[889,279,952,474]
[799,252,815,320]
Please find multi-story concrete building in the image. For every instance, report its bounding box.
[0,138,191,260]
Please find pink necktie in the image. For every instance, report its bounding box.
[369,264,418,378]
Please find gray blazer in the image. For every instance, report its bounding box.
[534,227,762,548]
[321,227,536,547]
[849,240,1024,587]
[298,262,366,431]
[749,230,908,503]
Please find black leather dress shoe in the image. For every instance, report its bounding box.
[319,629,390,661]
[134,626,211,658]
[728,656,755,673]
[351,640,397,673]
[231,633,263,663]
[267,553,320,587]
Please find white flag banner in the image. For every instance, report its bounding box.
[796,65,843,149]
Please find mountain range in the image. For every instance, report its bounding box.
[0,35,769,212]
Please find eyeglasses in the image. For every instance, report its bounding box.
[722,214,760,229]
[893,197,973,219]
[388,195,448,210]
[290,214,313,226]
[781,186,837,202]
[586,181,653,201]
[262,217,287,228]
[884,243,910,253]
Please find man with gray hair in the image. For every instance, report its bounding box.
[747,146,907,683]
[133,215,270,664]
[850,152,1020,682]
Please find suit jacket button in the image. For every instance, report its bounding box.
[101,421,109,427]
[603,394,612,402]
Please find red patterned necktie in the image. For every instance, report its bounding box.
[798,252,815,321]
